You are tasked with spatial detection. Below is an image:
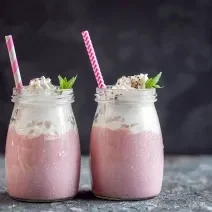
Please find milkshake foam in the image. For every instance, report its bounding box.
[93,104,160,134]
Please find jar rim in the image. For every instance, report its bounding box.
[95,85,157,103]
[13,86,73,95]
[96,85,156,93]
[11,87,74,104]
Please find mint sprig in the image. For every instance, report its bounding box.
[145,72,163,89]
[58,75,77,89]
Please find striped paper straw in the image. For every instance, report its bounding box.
[5,35,23,89]
[81,31,106,88]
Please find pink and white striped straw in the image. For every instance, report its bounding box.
[81,30,106,88]
[5,35,23,89]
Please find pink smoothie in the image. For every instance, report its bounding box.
[6,127,81,201]
[90,127,164,200]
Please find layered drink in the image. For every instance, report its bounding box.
[90,73,164,200]
[6,76,81,202]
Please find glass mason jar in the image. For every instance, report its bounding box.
[6,88,81,202]
[90,86,164,200]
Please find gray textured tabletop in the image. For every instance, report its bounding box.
[0,156,212,212]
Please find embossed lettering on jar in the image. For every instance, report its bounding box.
[90,87,164,200]
[6,88,81,202]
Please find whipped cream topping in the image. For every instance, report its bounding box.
[25,76,57,95]
[112,73,149,89]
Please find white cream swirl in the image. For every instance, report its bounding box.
[26,76,57,95]
[113,73,149,89]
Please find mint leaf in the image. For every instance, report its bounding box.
[145,72,163,89]
[58,75,77,89]
[152,72,162,85]
[68,75,77,88]
[153,84,163,88]
[145,78,153,88]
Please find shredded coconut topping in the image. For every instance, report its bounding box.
[25,76,57,95]
[113,73,149,89]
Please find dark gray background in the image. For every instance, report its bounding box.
[0,0,211,155]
